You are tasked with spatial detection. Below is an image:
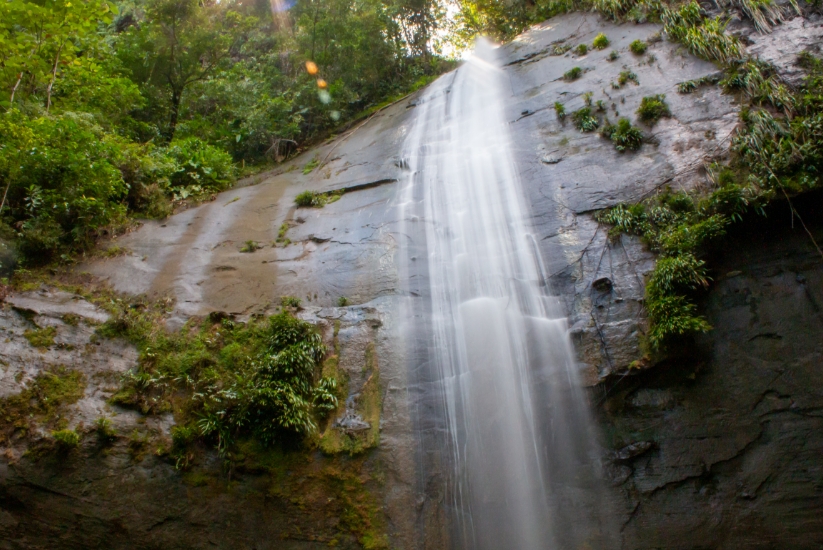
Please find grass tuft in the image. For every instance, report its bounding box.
[617,70,639,87]
[240,240,260,253]
[564,67,583,81]
[629,39,648,55]
[295,189,343,208]
[593,33,610,50]
[637,94,672,124]
[662,2,741,64]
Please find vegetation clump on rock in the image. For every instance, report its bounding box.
[554,102,567,120]
[52,429,80,451]
[617,70,640,87]
[0,366,86,446]
[602,118,644,152]
[564,66,583,81]
[572,107,599,131]
[593,33,610,49]
[102,305,341,458]
[637,94,672,124]
[597,50,823,353]
[294,189,343,208]
[629,39,648,54]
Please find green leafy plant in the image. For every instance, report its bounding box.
[100,303,334,457]
[662,2,741,64]
[618,70,639,87]
[629,39,648,55]
[281,295,302,308]
[554,102,567,120]
[637,94,672,124]
[564,67,583,81]
[313,377,339,416]
[592,33,610,50]
[165,137,235,194]
[572,107,599,132]
[602,118,644,152]
[240,240,260,253]
[575,44,589,56]
[337,296,349,307]
[608,50,620,61]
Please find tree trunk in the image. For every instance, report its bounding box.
[167,88,182,144]
[10,72,23,105]
[46,43,64,113]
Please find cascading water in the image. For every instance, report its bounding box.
[398,40,615,548]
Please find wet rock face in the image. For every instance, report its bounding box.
[597,202,823,549]
[0,290,414,549]
[495,13,738,382]
[2,10,822,549]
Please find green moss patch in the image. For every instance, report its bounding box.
[0,366,86,445]
[318,342,381,456]
[23,326,57,349]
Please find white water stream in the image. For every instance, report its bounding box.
[399,40,612,548]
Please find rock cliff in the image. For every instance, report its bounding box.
[2,9,822,549]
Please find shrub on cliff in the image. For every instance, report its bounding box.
[637,95,672,124]
[105,307,337,457]
[593,33,610,49]
[572,107,599,132]
[602,118,644,152]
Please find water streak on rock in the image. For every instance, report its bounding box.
[398,39,614,548]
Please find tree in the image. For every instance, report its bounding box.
[0,0,119,111]
[117,0,252,142]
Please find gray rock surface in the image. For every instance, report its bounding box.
[597,200,823,549]
[496,13,739,382]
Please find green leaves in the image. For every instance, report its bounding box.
[0,110,128,260]
[1,0,121,111]
[636,94,672,125]
[165,137,235,194]
[662,2,741,63]
[603,117,644,152]
[571,107,598,132]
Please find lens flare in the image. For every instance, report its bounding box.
[318,90,331,104]
[306,61,318,75]
[316,78,327,89]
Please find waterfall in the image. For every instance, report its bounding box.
[398,39,614,548]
